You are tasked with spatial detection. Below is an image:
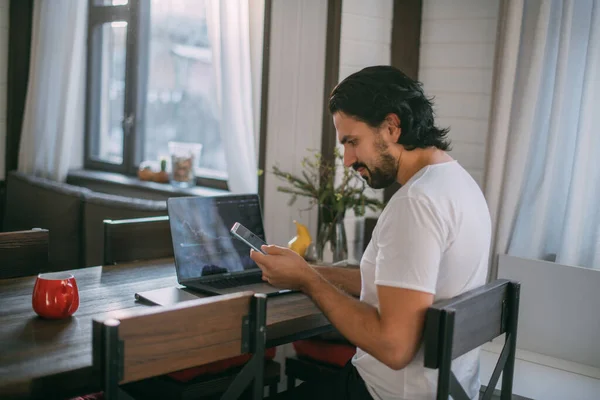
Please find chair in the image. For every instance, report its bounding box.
[285,328,355,389]
[361,217,377,253]
[103,216,172,265]
[0,229,50,279]
[84,191,168,266]
[3,171,91,269]
[286,279,521,399]
[93,292,270,400]
[98,217,280,399]
[424,279,520,400]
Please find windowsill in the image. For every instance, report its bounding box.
[67,169,229,200]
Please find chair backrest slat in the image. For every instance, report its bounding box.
[93,291,254,384]
[103,216,172,265]
[424,279,509,368]
[362,217,378,252]
[0,229,50,279]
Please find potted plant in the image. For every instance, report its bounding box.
[271,148,384,262]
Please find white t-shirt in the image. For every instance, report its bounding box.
[352,160,491,400]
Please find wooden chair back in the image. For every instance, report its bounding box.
[0,229,50,279]
[103,216,172,265]
[424,279,520,400]
[93,291,267,400]
[362,217,378,252]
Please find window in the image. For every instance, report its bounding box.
[85,0,227,189]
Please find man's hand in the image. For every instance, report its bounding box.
[250,245,319,290]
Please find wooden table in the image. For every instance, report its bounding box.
[0,259,331,399]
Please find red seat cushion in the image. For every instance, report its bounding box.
[167,347,277,383]
[67,349,278,399]
[293,339,356,367]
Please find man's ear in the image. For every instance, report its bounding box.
[385,113,401,142]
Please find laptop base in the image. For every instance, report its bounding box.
[135,286,202,306]
[135,284,296,307]
[186,281,296,297]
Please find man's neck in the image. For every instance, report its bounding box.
[396,147,453,185]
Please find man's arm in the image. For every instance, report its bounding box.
[250,246,433,370]
[310,265,361,297]
[302,273,433,371]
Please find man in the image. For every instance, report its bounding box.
[251,66,491,400]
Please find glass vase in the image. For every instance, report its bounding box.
[316,210,348,263]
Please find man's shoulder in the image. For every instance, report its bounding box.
[385,186,442,215]
[379,191,446,236]
[390,163,485,209]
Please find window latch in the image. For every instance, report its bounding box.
[122,114,135,136]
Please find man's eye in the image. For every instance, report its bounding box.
[349,140,358,146]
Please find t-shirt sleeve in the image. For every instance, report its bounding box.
[375,196,447,294]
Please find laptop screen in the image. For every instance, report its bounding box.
[167,194,266,282]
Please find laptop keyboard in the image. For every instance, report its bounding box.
[203,274,264,289]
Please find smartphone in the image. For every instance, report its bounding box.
[230,222,268,254]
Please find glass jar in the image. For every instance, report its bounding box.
[168,141,203,187]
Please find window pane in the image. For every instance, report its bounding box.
[94,22,127,164]
[143,0,226,178]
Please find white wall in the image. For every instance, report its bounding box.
[491,254,600,399]
[0,0,9,180]
[418,0,500,186]
[339,0,393,82]
[262,0,328,246]
[498,254,600,369]
[337,0,392,262]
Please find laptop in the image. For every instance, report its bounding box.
[161,194,293,298]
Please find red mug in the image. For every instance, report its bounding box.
[32,273,80,319]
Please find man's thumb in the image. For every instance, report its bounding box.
[263,245,285,255]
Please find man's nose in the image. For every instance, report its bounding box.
[343,148,356,168]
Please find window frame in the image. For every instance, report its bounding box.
[84,0,228,191]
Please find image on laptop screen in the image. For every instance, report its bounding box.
[167,195,266,281]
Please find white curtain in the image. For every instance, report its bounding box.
[484,0,600,278]
[18,0,87,182]
[206,0,258,194]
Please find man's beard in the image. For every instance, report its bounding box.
[353,149,398,189]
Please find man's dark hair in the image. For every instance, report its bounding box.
[329,65,450,151]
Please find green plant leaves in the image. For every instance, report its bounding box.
[271,149,385,217]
